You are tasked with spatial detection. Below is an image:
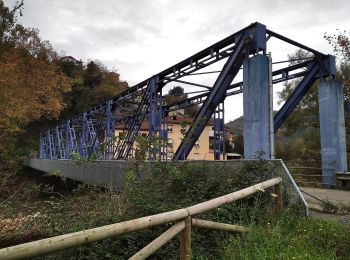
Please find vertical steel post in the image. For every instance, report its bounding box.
[39,132,45,159]
[105,100,112,159]
[55,126,63,159]
[268,52,275,159]
[243,54,270,159]
[214,102,224,160]
[47,130,55,159]
[111,113,117,159]
[318,78,348,186]
[161,109,169,161]
[149,76,165,160]
[66,120,78,158]
[81,114,87,157]
[65,122,70,159]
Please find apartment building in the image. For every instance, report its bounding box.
[115,116,234,160]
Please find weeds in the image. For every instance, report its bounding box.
[1,161,349,259]
[222,212,350,259]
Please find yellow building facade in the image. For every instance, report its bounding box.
[115,117,233,160]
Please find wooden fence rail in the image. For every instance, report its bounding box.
[0,177,282,260]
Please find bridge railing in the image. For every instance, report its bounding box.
[0,177,282,260]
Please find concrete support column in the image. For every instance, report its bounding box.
[318,79,347,186]
[243,54,271,159]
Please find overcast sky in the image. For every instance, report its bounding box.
[4,0,350,122]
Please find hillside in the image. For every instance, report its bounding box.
[225,111,280,136]
[225,116,244,135]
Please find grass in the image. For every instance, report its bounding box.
[222,212,350,259]
[1,165,350,259]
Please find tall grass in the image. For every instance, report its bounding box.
[222,212,350,259]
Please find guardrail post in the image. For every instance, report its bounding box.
[180,216,192,260]
[274,182,282,211]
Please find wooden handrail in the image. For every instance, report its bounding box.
[191,218,251,233]
[129,221,185,260]
[0,177,282,260]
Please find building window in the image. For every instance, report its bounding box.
[193,153,200,160]
[168,125,173,132]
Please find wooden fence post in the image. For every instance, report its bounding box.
[180,216,192,260]
[274,182,282,211]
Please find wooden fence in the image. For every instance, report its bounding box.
[0,177,282,260]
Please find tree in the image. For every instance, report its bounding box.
[275,49,321,161]
[59,59,128,118]
[168,86,184,96]
[325,30,350,99]
[0,1,71,169]
[275,29,350,163]
[325,30,350,62]
[84,61,103,88]
[233,135,244,155]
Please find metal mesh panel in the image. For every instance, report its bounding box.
[23,158,308,214]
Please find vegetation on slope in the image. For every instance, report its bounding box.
[1,161,350,259]
[0,1,128,174]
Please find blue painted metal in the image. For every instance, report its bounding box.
[80,114,88,157]
[274,55,336,132]
[65,120,78,158]
[174,24,266,160]
[116,78,153,159]
[148,76,168,160]
[47,130,55,159]
[318,79,347,186]
[213,103,224,160]
[39,22,344,164]
[83,113,99,156]
[105,100,115,159]
[39,132,45,159]
[55,126,66,159]
[243,54,270,159]
[273,62,319,132]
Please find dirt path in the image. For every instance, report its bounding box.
[300,187,350,206]
[299,186,350,225]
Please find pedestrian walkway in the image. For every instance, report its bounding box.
[300,186,350,209]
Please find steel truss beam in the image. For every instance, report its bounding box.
[40,22,334,161]
[174,23,266,160]
[274,55,336,132]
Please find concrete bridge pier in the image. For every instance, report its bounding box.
[243,54,272,159]
[318,79,348,186]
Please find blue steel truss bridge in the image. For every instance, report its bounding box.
[37,22,347,186]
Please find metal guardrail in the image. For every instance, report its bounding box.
[0,177,282,260]
[279,160,309,216]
